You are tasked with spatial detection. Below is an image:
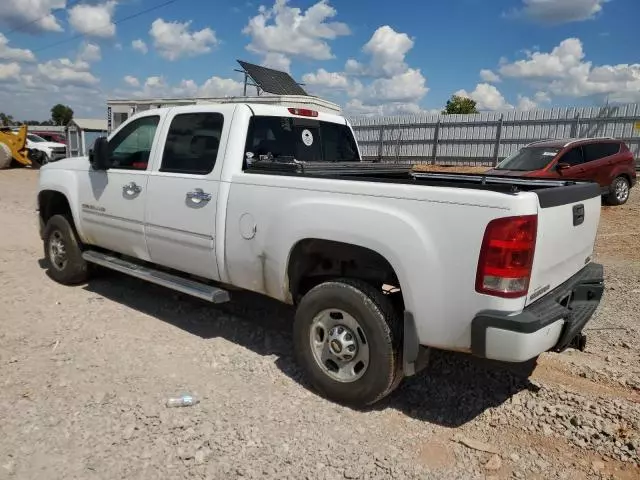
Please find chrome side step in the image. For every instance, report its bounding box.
[82,250,230,304]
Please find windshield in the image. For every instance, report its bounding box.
[495,147,560,171]
[245,115,360,163]
[27,134,47,143]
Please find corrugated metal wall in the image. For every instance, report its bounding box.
[349,103,640,167]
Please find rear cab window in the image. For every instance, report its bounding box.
[243,115,359,167]
[582,142,621,162]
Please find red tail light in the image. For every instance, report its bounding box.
[288,107,319,117]
[476,215,537,298]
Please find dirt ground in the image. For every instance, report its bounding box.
[0,169,638,480]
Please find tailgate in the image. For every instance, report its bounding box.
[526,183,601,306]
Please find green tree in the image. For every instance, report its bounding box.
[0,112,14,126]
[442,95,478,115]
[50,104,74,126]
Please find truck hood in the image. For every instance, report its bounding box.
[41,156,90,171]
[28,141,67,149]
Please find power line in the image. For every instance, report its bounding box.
[32,0,181,54]
[3,0,83,37]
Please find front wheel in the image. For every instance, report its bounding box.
[293,279,402,407]
[606,176,630,206]
[43,214,89,285]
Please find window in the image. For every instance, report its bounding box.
[560,146,584,166]
[244,115,360,166]
[582,142,620,163]
[495,147,560,171]
[108,115,160,170]
[160,113,224,175]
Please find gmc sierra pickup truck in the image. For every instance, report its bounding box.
[37,103,605,406]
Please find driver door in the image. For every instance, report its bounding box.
[78,113,163,260]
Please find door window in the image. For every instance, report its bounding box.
[582,142,620,163]
[109,115,160,170]
[160,113,224,175]
[559,146,584,166]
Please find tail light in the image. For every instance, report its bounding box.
[476,215,537,298]
[288,107,318,117]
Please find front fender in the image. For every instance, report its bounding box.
[38,167,86,241]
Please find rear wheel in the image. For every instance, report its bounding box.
[43,215,89,285]
[606,176,630,206]
[293,279,402,407]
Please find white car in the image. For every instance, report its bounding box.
[25,133,67,163]
[36,102,605,406]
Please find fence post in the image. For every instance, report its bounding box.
[377,124,385,162]
[431,119,440,165]
[493,114,504,166]
[571,113,581,138]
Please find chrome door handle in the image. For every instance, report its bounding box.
[122,182,142,197]
[186,188,211,205]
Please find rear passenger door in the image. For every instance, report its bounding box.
[581,142,621,188]
[144,106,233,281]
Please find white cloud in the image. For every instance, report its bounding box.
[123,75,139,87]
[455,83,513,111]
[480,69,500,83]
[0,62,21,82]
[122,74,244,99]
[38,58,99,87]
[150,18,218,61]
[68,1,117,38]
[0,33,35,62]
[304,25,429,116]
[302,68,349,89]
[499,38,584,78]
[534,91,551,103]
[516,95,537,111]
[261,52,291,72]
[364,68,428,103]
[498,37,640,102]
[132,39,148,54]
[78,43,101,63]
[508,0,608,24]
[243,0,350,68]
[0,0,65,33]
[361,25,414,77]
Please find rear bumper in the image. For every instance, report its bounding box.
[471,263,604,363]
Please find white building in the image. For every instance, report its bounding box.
[66,118,108,157]
[107,95,342,133]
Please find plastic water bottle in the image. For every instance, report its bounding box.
[166,394,199,408]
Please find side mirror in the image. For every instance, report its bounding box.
[556,162,570,172]
[89,136,111,170]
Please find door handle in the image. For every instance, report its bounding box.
[122,182,142,198]
[186,188,212,205]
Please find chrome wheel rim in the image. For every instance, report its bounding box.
[48,230,68,271]
[309,309,369,383]
[615,178,629,203]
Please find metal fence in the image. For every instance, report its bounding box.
[349,103,640,167]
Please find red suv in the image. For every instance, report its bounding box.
[486,137,637,205]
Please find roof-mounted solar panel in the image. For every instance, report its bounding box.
[237,60,308,96]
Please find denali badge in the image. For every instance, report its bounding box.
[82,203,106,213]
[529,284,551,302]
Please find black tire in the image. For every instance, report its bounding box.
[293,279,402,407]
[605,176,630,206]
[43,214,89,285]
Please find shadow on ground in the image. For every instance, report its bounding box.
[82,270,538,428]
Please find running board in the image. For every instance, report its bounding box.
[82,250,230,304]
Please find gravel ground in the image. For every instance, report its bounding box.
[0,169,638,480]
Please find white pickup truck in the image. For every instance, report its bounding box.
[37,103,604,406]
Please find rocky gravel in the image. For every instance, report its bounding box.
[1,170,639,480]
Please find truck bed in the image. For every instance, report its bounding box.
[244,160,601,201]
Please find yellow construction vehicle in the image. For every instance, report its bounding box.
[0,125,45,169]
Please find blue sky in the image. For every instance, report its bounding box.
[0,0,639,120]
